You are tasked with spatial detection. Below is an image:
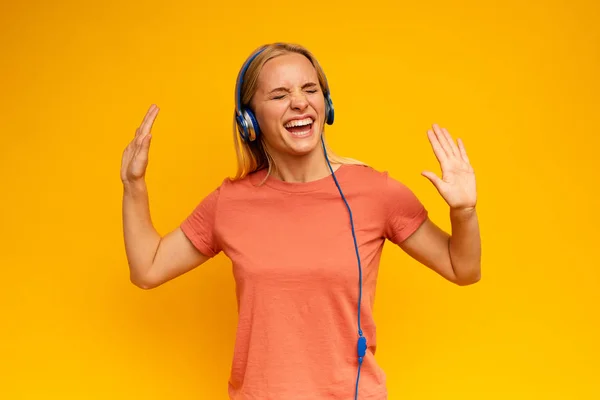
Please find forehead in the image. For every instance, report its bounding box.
[256,52,319,91]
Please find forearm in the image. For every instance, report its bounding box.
[122,180,161,285]
[449,207,481,284]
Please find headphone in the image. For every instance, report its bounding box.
[234,45,366,400]
[234,44,335,143]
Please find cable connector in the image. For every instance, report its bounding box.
[357,336,367,364]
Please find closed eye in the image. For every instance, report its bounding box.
[269,82,320,100]
[272,89,318,100]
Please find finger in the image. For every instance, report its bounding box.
[140,105,160,137]
[135,105,154,136]
[421,170,443,188]
[135,107,159,147]
[457,138,471,164]
[134,135,152,168]
[427,129,448,163]
[139,104,157,128]
[121,145,131,165]
[123,137,138,158]
[432,124,455,157]
[136,104,158,137]
[442,127,460,156]
[135,134,152,160]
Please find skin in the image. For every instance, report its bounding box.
[121,52,481,289]
[401,124,481,286]
[249,52,339,183]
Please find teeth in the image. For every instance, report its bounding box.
[291,126,311,136]
[284,117,313,128]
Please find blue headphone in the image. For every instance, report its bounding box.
[234,44,335,143]
[234,45,366,400]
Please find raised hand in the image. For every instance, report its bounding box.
[121,104,160,184]
[421,124,477,211]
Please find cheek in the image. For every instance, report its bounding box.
[255,106,284,142]
[312,98,326,119]
[258,103,285,127]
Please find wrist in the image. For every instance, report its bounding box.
[450,205,477,220]
[123,179,147,194]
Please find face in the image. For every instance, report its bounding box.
[250,52,327,159]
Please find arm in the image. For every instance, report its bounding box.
[449,207,481,283]
[121,104,210,290]
[123,180,210,289]
[399,209,481,286]
[400,123,481,285]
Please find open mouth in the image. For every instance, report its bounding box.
[284,117,314,137]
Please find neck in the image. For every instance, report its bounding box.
[268,146,339,183]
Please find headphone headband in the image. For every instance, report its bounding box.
[234,45,268,120]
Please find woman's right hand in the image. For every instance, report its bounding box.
[121,104,160,185]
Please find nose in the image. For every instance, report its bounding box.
[289,90,309,111]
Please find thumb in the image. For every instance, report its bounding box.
[134,134,152,163]
[421,171,442,188]
[141,134,152,155]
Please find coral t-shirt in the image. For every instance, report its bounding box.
[180,164,428,400]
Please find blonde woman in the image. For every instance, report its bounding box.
[121,42,481,400]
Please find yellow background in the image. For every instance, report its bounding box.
[1,0,598,398]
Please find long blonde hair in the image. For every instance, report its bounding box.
[232,42,363,181]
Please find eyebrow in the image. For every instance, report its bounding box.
[268,82,318,94]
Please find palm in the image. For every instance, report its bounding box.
[422,124,477,210]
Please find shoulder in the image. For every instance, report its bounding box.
[341,163,402,189]
[212,169,268,199]
[342,164,422,205]
[340,163,385,181]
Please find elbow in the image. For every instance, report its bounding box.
[130,272,159,290]
[454,271,481,286]
[450,257,481,286]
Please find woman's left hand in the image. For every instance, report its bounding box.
[421,124,477,211]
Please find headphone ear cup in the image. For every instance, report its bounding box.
[325,94,335,125]
[236,112,250,142]
[236,109,261,143]
[246,109,261,141]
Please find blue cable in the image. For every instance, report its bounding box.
[321,137,365,400]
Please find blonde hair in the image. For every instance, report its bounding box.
[231,42,363,181]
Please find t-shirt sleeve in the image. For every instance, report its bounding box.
[383,172,429,244]
[180,185,222,257]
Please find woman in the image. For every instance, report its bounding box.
[121,42,481,400]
